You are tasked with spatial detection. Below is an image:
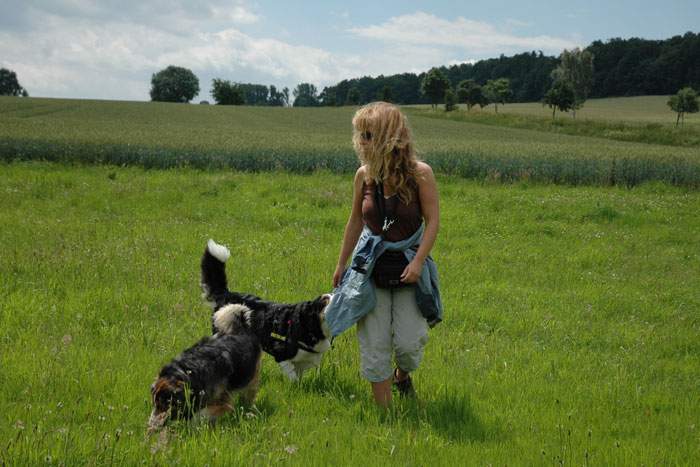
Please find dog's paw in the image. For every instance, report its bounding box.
[278,360,300,382]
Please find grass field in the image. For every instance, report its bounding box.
[477,95,699,125]
[408,96,700,148]
[1,163,699,465]
[2,96,700,187]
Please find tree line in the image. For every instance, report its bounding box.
[319,32,699,107]
[3,31,696,110]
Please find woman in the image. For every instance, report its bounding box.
[329,101,441,408]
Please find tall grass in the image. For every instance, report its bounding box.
[2,96,700,188]
[409,107,700,147]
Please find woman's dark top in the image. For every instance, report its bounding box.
[361,180,422,242]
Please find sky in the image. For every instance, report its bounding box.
[0,0,697,102]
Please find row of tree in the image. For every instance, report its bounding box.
[210,79,290,106]
[149,66,323,107]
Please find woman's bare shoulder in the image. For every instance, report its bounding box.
[353,165,368,189]
[354,165,367,182]
[414,161,435,181]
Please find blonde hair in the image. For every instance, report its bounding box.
[352,102,419,204]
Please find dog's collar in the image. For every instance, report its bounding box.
[268,333,319,354]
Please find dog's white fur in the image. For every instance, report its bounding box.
[278,338,331,381]
[212,304,253,335]
[207,239,230,263]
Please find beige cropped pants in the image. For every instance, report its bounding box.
[356,286,429,383]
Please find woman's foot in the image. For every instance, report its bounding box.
[393,368,416,398]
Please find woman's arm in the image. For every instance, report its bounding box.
[333,166,366,287]
[400,162,439,284]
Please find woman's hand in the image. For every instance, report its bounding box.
[400,259,423,284]
[333,264,345,288]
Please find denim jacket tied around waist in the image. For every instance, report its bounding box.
[324,223,443,337]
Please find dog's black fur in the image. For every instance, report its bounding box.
[148,305,261,432]
[200,240,331,363]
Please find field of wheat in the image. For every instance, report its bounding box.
[1,96,699,187]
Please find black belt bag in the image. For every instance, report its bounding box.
[372,250,410,288]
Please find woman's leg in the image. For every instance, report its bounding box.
[392,287,429,389]
[357,287,394,408]
[370,378,393,408]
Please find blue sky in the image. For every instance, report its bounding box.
[0,0,697,101]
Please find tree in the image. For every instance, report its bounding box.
[380,85,393,103]
[319,87,336,106]
[346,87,360,105]
[268,85,285,106]
[667,87,699,127]
[444,89,457,112]
[421,68,451,109]
[542,80,576,120]
[456,79,483,111]
[282,87,290,107]
[0,68,28,96]
[483,78,511,113]
[235,83,269,105]
[292,83,319,107]
[150,66,199,103]
[210,79,244,105]
[551,48,594,118]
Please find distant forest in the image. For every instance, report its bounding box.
[320,32,700,105]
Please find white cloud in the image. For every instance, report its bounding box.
[0,7,583,101]
[0,3,344,100]
[348,11,579,55]
[209,4,260,24]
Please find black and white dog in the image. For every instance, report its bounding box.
[148,304,262,432]
[200,239,332,381]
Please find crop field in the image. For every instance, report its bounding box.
[1,163,699,465]
[1,96,699,187]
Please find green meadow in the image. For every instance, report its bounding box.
[1,163,699,465]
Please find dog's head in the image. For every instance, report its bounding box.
[291,293,333,347]
[147,377,188,433]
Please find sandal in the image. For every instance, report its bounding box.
[392,368,416,398]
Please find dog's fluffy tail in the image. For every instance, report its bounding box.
[201,239,230,308]
[212,304,251,335]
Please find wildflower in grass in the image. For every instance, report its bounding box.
[284,445,298,454]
